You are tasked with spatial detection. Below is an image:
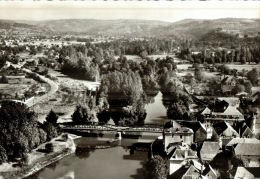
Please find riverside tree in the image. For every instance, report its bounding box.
[46,110,58,124]
[149,155,168,179]
[72,105,94,124]
[0,101,50,161]
[99,70,146,125]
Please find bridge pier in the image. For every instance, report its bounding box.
[115,131,122,140]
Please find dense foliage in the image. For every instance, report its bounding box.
[149,155,169,179]
[98,70,147,125]
[0,101,59,163]
[59,45,100,81]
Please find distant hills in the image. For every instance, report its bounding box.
[0,18,260,40]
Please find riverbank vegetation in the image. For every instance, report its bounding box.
[0,101,60,165]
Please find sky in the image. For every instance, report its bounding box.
[0,1,260,22]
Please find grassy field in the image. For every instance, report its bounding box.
[226,64,260,72]
[34,69,100,123]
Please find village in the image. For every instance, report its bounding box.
[0,4,260,178]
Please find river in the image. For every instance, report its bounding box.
[144,92,167,125]
[27,92,167,179]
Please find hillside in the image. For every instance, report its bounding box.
[0,20,36,29]
[26,19,170,37]
[152,18,260,40]
[1,18,260,39]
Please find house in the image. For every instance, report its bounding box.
[168,160,217,179]
[178,121,207,144]
[234,143,260,167]
[226,138,260,147]
[213,122,239,137]
[168,146,198,175]
[234,167,260,179]
[168,161,201,179]
[163,127,194,152]
[202,104,244,125]
[237,122,254,138]
[199,141,221,161]
[218,97,240,107]
[201,106,211,117]
[202,163,218,179]
[164,120,182,130]
[213,122,239,145]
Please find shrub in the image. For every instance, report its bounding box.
[42,122,58,141]
[0,145,7,164]
[61,133,69,142]
[46,110,58,124]
[0,75,8,84]
[45,143,54,153]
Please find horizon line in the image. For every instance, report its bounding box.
[1,17,259,23]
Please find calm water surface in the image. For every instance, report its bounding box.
[145,92,167,125]
[29,137,151,179]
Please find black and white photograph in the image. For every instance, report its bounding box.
[0,1,260,178]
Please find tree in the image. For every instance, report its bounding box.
[244,81,252,94]
[194,67,204,82]
[222,65,231,75]
[45,143,54,153]
[42,122,58,141]
[247,68,259,85]
[185,73,194,84]
[0,75,8,84]
[150,155,168,179]
[167,102,189,120]
[0,101,47,160]
[72,105,92,124]
[46,110,58,124]
[0,145,7,164]
[240,56,246,64]
[232,84,245,95]
[97,111,110,124]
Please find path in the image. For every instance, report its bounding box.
[9,62,59,107]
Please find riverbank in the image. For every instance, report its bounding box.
[0,134,77,179]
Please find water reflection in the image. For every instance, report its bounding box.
[144,92,168,125]
[29,137,152,179]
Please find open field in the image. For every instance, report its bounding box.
[226,64,260,72]
[34,69,100,123]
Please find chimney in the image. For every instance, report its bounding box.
[184,149,188,159]
[218,136,223,148]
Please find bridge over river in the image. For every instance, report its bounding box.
[61,123,164,139]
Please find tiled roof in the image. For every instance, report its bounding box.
[169,162,201,179]
[213,121,239,137]
[234,167,260,179]
[201,107,211,115]
[227,138,260,146]
[234,143,260,156]
[200,141,221,161]
[202,163,217,177]
[178,121,206,133]
[221,106,243,116]
[245,167,260,178]
[169,148,197,160]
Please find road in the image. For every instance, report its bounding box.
[8,62,59,107]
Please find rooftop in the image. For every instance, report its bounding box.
[200,141,221,161]
[234,167,260,179]
[234,143,260,156]
[213,121,239,137]
[226,138,260,146]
